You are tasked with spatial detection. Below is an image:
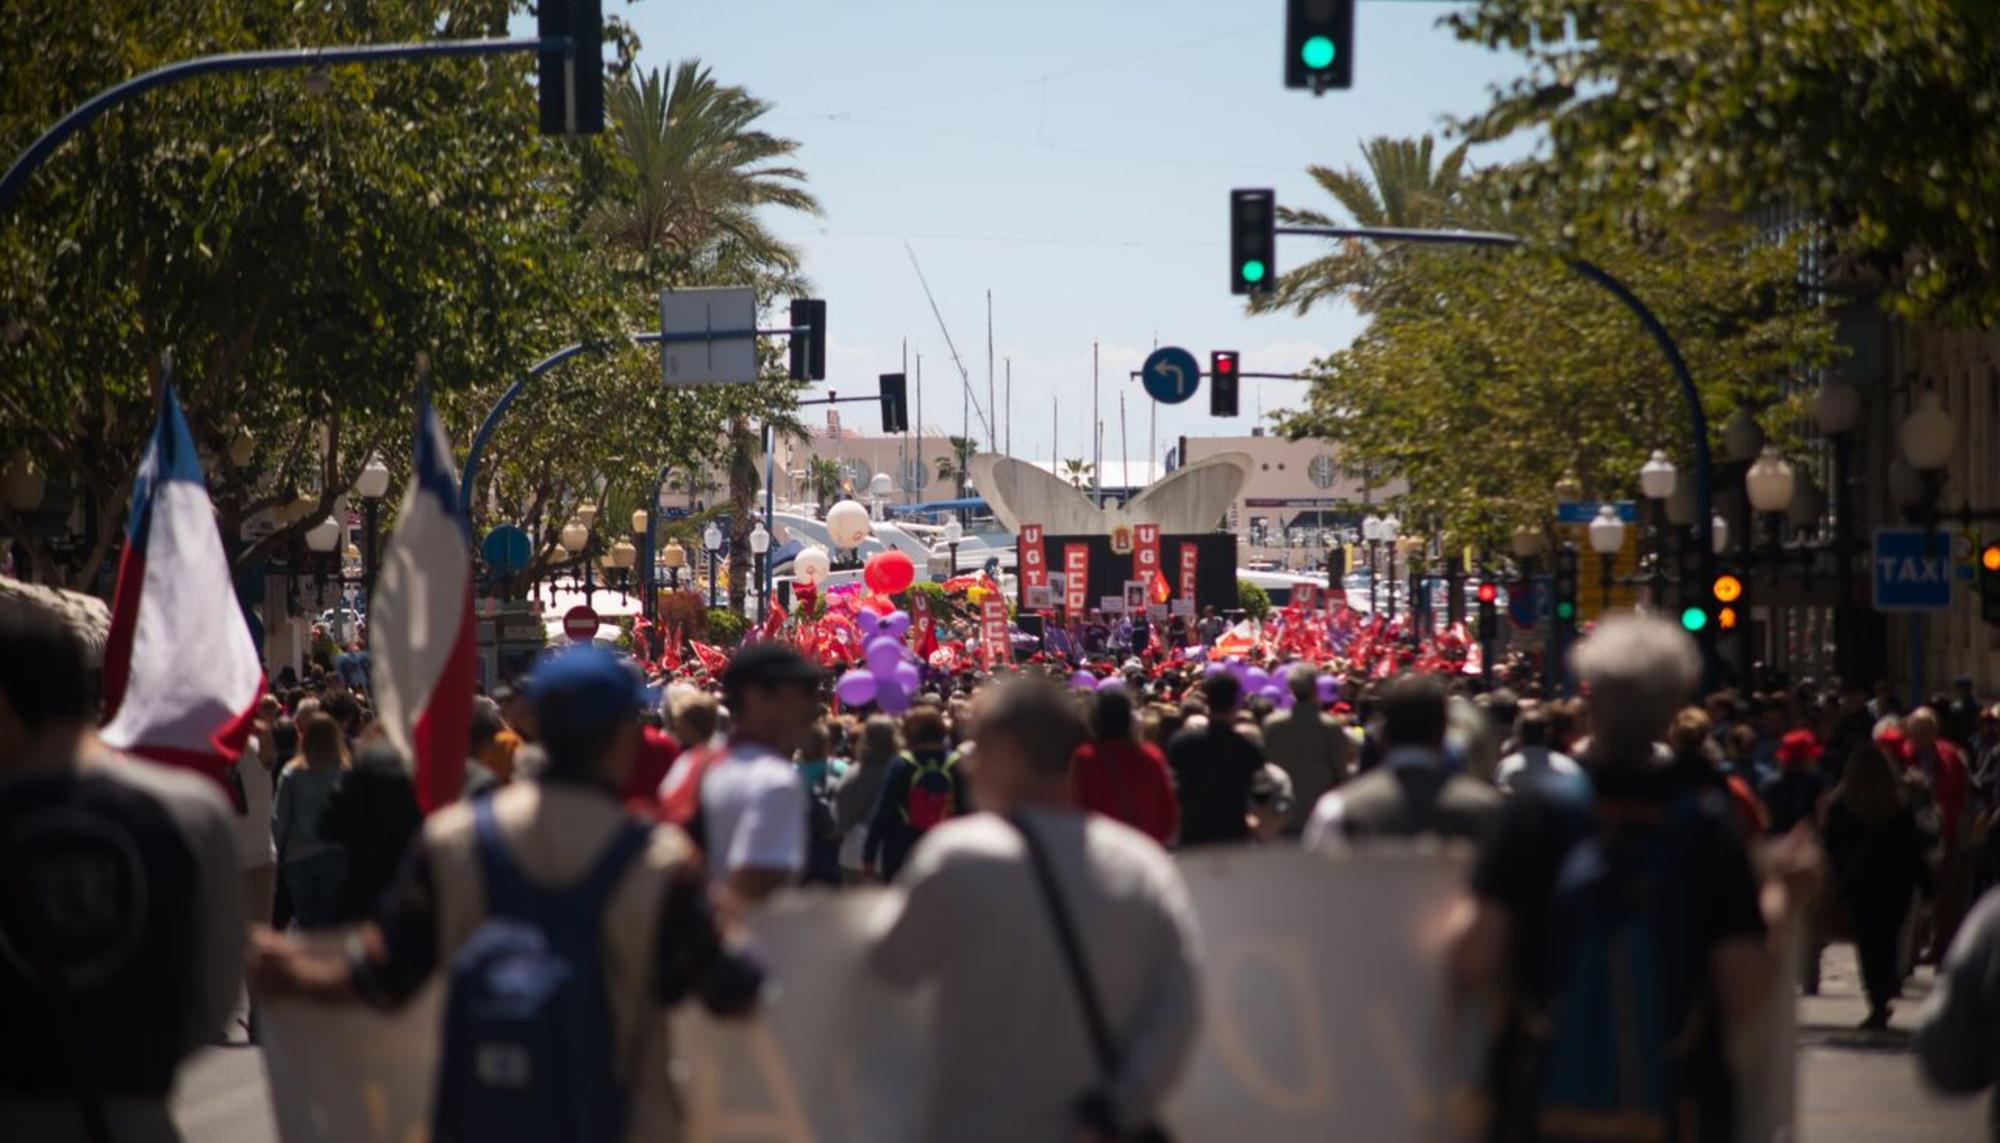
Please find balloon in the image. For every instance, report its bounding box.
[1316,675,1338,704]
[826,500,872,549]
[892,661,921,692]
[856,610,882,637]
[1070,670,1097,690]
[1276,688,1297,710]
[1260,683,1286,701]
[865,637,904,676]
[793,546,831,586]
[834,670,878,706]
[1226,658,1249,679]
[1202,661,1228,677]
[864,549,916,595]
[874,679,911,714]
[1096,677,1127,695]
[1244,666,1271,690]
[881,610,912,638]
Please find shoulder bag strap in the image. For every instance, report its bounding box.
[0,823,114,1143]
[1008,811,1119,1079]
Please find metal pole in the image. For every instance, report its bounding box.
[1600,553,1614,612]
[763,421,775,619]
[362,498,380,600]
[1,36,569,217]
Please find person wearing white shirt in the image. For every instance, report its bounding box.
[703,643,822,908]
[1492,704,1585,795]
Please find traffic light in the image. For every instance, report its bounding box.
[1210,351,1240,416]
[1711,572,1744,632]
[1552,544,1579,626]
[1476,579,1499,641]
[788,298,826,381]
[879,373,909,433]
[1230,189,1276,296]
[537,0,604,135]
[1285,0,1355,93]
[1980,541,2000,625]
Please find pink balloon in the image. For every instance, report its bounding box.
[834,670,878,706]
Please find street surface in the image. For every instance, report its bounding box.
[174,943,1986,1142]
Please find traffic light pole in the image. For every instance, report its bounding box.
[1271,223,1719,687]
[0,36,571,218]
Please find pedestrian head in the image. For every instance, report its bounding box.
[902,705,949,751]
[671,691,720,747]
[1570,615,1700,767]
[469,696,505,755]
[297,713,349,771]
[1834,741,1904,827]
[0,605,93,770]
[1667,707,1714,759]
[799,721,831,762]
[1380,674,1449,753]
[496,683,539,743]
[1515,703,1551,748]
[1199,671,1242,718]
[964,676,1089,812]
[1905,706,1940,748]
[1285,662,1318,703]
[528,645,650,789]
[1091,684,1135,742]
[857,715,902,767]
[722,642,824,757]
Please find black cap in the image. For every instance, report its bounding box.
[722,641,826,700]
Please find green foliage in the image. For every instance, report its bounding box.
[1237,579,1271,621]
[704,606,748,646]
[1270,146,1839,551]
[1446,0,2000,325]
[909,581,948,612]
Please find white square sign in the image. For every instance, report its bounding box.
[660,286,758,385]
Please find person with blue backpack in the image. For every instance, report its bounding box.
[250,644,764,1143]
[1448,616,1822,1143]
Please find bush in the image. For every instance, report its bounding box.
[1236,579,1271,621]
[908,581,947,613]
[704,608,749,646]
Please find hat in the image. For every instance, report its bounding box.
[721,641,826,698]
[526,645,654,736]
[1776,728,1822,768]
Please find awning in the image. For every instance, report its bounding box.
[887,498,989,516]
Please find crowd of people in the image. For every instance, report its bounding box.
[10,591,2000,1141]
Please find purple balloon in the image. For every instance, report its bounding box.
[865,636,904,676]
[875,678,911,714]
[881,610,911,638]
[1070,670,1097,690]
[1244,666,1271,690]
[1276,688,1297,710]
[892,660,921,692]
[1260,683,1286,701]
[1202,661,1228,678]
[1226,658,1249,679]
[857,610,882,637]
[1316,674,1338,704]
[834,670,879,706]
[1096,677,1127,695]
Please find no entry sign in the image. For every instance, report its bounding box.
[563,604,600,642]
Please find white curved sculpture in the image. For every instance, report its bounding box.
[968,452,1252,536]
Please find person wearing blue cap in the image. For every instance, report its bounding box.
[250,643,763,1142]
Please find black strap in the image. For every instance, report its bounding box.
[1,824,115,1143]
[1008,811,1120,1080]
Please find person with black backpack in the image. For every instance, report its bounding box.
[1449,616,1821,1143]
[250,644,763,1143]
[863,704,969,881]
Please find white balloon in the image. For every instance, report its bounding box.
[793,546,831,586]
[826,500,871,549]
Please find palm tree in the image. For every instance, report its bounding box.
[805,456,842,514]
[1253,134,1470,317]
[723,419,761,613]
[1060,457,1096,491]
[591,61,822,280]
[932,435,979,498]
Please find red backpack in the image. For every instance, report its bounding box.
[902,751,957,832]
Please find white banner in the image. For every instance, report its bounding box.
[261,847,1790,1142]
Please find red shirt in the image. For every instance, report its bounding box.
[1069,738,1179,845]
[622,726,681,818]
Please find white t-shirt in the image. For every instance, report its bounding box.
[699,740,807,884]
[868,808,1201,1143]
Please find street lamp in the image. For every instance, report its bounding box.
[1711,513,1731,556]
[561,519,589,553]
[1587,504,1626,611]
[1744,447,1797,516]
[1362,514,1383,615]
[749,522,772,615]
[305,515,341,553]
[943,517,963,576]
[1639,450,1677,502]
[1381,514,1401,619]
[610,538,637,601]
[703,523,723,609]
[355,454,390,597]
[576,500,599,529]
[663,538,687,590]
[1638,450,1678,610]
[1721,408,1765,464]
[868,472,894,520]
[1510,525,1544,562]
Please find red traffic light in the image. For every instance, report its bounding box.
[1476,582,1498,604]
[1212,351,1238,374]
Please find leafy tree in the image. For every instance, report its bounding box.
[804,456,842,513]
[1236,580,1271,621]
[933,435,979,497]
[1446,0,2000,325]
[1253,135,1471,317]
[1060,458,1096,491]
[1274,177,1840,550]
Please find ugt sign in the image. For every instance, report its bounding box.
[1872,528,1954,612]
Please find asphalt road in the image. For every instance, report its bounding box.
[175,944,1987,1141]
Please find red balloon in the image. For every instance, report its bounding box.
[864,549,916,595]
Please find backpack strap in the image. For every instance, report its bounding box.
[472,797,651,920]
[572,821,653,917]
[1007,812,1121,1079]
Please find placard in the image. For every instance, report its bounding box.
[1063,545,1090,615]
[1179,545,1200,604]
[1134,522,1161,584]
[978,597,1008,665]
[1172,599,1195,618]
[1018,523,1047,597]
[1025,585,1053,611]
[1124,580,1148,612]
[1101,596,1127,614]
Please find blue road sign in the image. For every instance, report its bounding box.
[1872,528,1954,612]
[482,524,532,573]
[660,506,691,520]
[1141,346,1201,405]
[1555,500,1638,524]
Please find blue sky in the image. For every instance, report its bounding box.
[619,1,1535,466]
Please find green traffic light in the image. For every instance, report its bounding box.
[1301,35,1337,70]
[1555,601,1575,622]
[1240,259,1267,283]
[1680,606,1709,632]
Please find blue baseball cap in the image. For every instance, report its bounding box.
[525,645,655,736]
